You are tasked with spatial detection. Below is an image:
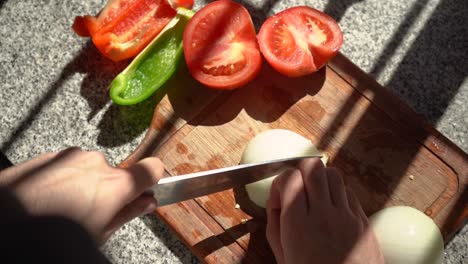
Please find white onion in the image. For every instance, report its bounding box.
[369,206,444,264]
[241,129,326,208]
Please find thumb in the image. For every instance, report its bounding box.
[119,157,165,204]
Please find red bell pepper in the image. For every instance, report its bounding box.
[73,0,193,61]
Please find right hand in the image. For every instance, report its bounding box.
[265,158,384,264]
[0,148,164,243]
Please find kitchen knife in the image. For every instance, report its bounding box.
[150,155,322,207]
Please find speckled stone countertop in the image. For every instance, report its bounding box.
[0,0,466,263]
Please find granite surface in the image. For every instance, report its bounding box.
[0,0,466,263]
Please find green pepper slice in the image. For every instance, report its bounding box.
[110,8,194,105]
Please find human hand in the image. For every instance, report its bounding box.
[266,158,384,264]
[0,147,164,243]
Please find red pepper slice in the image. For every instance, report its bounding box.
[73,0,193,61]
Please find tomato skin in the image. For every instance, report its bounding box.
[73,0,177,62]
[183,0,262,90]
[258,6,343,77]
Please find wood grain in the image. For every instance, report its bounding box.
[121,54,467,263]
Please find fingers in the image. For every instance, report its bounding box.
[266,170,304,264]
[266,173,282,210]
[101,194,158,242]
[298,158,331,207]
[346,188,369,226]
[266,207,284,264]
[120,157,165,203]
[273,169,308,220]
[265,174,282,260]
[326,168,349,209]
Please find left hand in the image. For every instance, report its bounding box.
[0,147,164,242]
[265,159,384,264]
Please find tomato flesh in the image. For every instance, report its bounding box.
[258,6,343,77]
[183,0,262,89]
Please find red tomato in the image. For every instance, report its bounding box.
[73,0,179,62]
[183,0,262,90]
[258,6,343,77]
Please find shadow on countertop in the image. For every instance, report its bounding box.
[73,42,159,148]
[383,0,468,124]
[332,0,467,127]
[0,152,12,170]
[324,0,365,22]
[0,39,161,151]
[141,213,200,264]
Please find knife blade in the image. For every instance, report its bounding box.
[150,155,322,207]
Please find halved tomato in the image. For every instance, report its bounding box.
[258,6,343,77]
[183,0,262,89]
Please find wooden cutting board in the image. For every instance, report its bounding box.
[119,53,467,264]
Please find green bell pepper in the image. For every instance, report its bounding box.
[110,8,194,105]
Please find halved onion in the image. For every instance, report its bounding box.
[241,129,326,208]
[370,206,444,264]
